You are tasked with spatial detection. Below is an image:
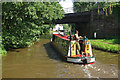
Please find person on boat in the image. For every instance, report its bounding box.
[74,30,83,41]
[74,30,83,54]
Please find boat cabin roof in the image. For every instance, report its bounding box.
[53,34,70,41]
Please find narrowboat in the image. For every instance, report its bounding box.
[50,31,95,64]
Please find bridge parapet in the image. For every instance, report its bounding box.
[55,8,104,24]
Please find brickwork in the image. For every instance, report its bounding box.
[76,14,119,39]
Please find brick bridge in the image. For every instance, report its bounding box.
[55,11,91,24]
[55,9,119,38]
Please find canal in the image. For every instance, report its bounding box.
[2,39,118,78]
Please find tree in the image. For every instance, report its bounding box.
[2,2,65,50]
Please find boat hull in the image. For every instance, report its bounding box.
[67,56,95,64]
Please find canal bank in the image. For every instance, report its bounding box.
[2,39,118,78]
[90,39,120,53]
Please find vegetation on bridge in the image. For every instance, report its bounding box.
[74,2,120,14]
[73,2,120,20]
[1,2,64,54]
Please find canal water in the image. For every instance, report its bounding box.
[2,39,118,78]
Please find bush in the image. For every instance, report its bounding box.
[2,2,64,51]
[0,36,7,54]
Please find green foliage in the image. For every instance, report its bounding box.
[73,2,120,16]
[90,39,120,53]
[62,24,71,35]
[2,2,64,50]
[0,36,7,54]
[73,2,95,13]
[63,24,70,29]
[62,24,75,35]
[90,39,120,44]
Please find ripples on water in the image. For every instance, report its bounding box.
[2,39,118,78]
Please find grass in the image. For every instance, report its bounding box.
[90,39,120,44]
[90,39,120,53]
[0,48,7,55]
